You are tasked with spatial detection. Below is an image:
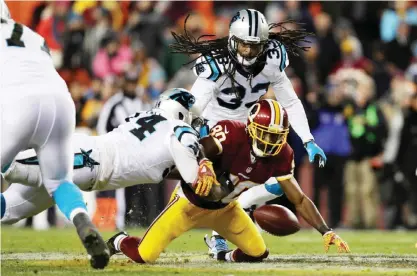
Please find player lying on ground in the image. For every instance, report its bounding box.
[106,99,349,265]
[1,88,219,224]
[0,0,108,268]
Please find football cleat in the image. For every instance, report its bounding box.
[106,231,128,257]
[73,213,110,269]
[204,234,229,257]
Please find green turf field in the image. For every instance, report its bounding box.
[1,227,417,275]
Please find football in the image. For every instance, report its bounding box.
[253,204,300,236]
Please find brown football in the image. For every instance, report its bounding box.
[253,204,300,236]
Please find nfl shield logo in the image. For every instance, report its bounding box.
[246,167,252,173]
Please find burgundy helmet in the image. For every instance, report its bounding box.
[247,99,289,157]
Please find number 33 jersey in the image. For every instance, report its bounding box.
[191,40,289,123]
[1,18,55,87]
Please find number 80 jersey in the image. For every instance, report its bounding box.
[1,18,54,87]
[191,39,289,124]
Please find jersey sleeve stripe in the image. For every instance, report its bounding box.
[276,174,293,181]
[16,156,40,165]
[203,56,221,82]
[174,126,198,141]
[279,43,287,72]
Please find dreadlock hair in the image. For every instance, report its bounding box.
[169,14,314,98]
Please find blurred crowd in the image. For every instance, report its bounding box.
[5,1,417,230]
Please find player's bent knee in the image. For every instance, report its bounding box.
[250,241,267,257]
[138,242,161,264]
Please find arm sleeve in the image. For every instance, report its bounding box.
[276,158,295,181]
[189,77,217,117]
[170,126,201,184]
[275,145,295,181]
[189,55,224,117]
[270,71,314,143]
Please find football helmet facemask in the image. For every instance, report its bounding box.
[247,99,289,157]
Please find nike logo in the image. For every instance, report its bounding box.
[224,125,229,134]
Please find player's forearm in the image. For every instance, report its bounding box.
[190,78,216,116]
[295,195,331,235]
[170,137,199,184]
[271,74,313,143]
[285,101,314,143]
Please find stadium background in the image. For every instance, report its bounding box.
[3,0,417,232]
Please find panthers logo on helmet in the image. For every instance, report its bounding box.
[230,11,241,26]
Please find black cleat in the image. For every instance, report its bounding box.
[73,213,110,269]
[106,231,128,257]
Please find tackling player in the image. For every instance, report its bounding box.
[106,99,349,265]
[0,1,109,268]
[1,89,218,226]
[170,8,327,254]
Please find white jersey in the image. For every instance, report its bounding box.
[4,109,200,191]
[97,109,200,190]
[190,39,314,143]
[0,18,57,87]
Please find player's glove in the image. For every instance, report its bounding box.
[191,116,210,138]
[323,231,351,253]
[193,158,219,197]
[305,140,327,168]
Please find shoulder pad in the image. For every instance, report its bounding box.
[193,55,228,82]
[264,40,289,72]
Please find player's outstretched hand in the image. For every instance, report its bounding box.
[305,140,327,168]
[193,158,219,197]
[323,231,350,253]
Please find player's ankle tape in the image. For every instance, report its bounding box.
[114,234,128,251]
[217,250,233,261]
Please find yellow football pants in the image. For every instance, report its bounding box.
[138,194,266,263]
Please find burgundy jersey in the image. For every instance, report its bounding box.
[210,120,294,203]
